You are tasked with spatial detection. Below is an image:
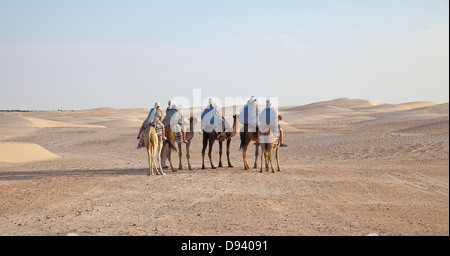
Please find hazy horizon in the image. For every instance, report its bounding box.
[1,1,448,110]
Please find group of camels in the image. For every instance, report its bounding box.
[141,106,282,176]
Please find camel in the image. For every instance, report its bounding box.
[239,124,260,170]
[162,116,196,171]
[202,114,237,169]
[142,125,177,176]
[259,130,282,173]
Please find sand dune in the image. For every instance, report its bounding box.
[298,98,377,110]
[0,98,448,236]
[0,114,36,128]
[277,99,448,135]
[27,117,106,128]
[93,117,144,128]
[289,105,356,116]
[415,103,449,115]
[0,143,59,163]
[0,114,38,137]
[355,104,411,112]
[399,101,438,109]
[278,120,302,133]
[394,118,449,134]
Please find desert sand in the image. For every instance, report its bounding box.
[0,98,448,236]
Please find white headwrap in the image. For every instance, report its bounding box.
[145,102,159,126]
[240,96,259,126]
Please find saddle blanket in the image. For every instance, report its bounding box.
[154,123,163,140]
[175,131,192,143]
[272,129,280,150]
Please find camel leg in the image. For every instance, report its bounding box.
[242,143,250,170]
[166,142,176,172]
[269,149,276,173]
[226,138,233,167]
[202,133,208,169]
[157,141,165,175]
[218,140,223,167]
[153,144,161,175]
[147,147,153,176]
[264,149,270,172]
[253,144,259,169]
[178,142,183,170]
[161,142,168,169]
[276,148,282,172]
[201,152,205,169]
[208,137,216,169]
[186,142,193,170]
[260,147,264,173]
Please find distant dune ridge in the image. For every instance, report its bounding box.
[278,98,448,134]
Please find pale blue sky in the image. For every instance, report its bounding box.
[0,0,448,110]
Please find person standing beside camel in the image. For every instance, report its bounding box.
[278,115,288,147]
[258,99,288,147]
[258,99,285,172]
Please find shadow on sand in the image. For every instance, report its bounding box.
[0,168,181,181]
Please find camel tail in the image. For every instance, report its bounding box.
[239,123,248,151]
[165,139,178,152]
[239,131,245,151]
